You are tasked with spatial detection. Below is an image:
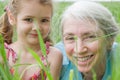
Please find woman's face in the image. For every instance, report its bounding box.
[63,17,107,73]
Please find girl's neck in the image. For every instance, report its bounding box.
[10,41,41,55]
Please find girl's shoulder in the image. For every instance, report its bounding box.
[49,46,63,57]
[47,46,63,64]
[45,41,63,56]
[4,43,17,65]
[4,43,16,54]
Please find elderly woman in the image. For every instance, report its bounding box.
[55,1,119,80]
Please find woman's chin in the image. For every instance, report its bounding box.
[77,65,92,73]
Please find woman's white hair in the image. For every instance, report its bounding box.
[61,1,119,40]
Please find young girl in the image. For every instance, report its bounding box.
[0,0,62,80]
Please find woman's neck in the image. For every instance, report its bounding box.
[82,72,104,80]
[82,58,106,80]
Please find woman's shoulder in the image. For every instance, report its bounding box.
[54,41,66,56]
[55,41,70,65]
[109,42,119,58]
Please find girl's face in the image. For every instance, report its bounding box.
[63,17,107,73]
[15,0,52,45]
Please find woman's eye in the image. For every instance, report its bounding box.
[24,18,33,22]
[66,36,75,41]
[84,35,97,41]
[88,35,96,38]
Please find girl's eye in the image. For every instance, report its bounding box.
[24,18,33,23]
[41,19,49,23]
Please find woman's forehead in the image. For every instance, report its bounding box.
[63,17,97,29]
[62,17,104,35]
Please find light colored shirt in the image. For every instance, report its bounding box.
[55,41,117,80]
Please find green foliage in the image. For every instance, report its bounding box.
[0,1,120,80]
[51,1,120,44]
[51,2,72,44]
[69,69,74,80]
[0,34,18,80]
[92,69,97,80]
[0,27,53,80]
[28,49,53,80]
[101,2,120,24]
[33,20,47,57]
[28,20,53,80]
[0,1,8,16]
[111,43,120,80]
[0,1,120,43]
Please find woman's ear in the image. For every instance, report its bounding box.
[107,38,114,50]
[7,10,16,25]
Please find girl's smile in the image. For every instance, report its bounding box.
[15,1,52,45]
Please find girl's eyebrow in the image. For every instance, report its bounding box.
[23,15,51,19]
[41,17,51,19]
[24,15,34,18]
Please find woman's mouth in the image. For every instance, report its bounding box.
[77,55,94,62]
[73,54,95,65]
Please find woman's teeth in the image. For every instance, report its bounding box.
[77,55,93,62]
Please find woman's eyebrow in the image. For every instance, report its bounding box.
[63,33,74,37]
[82,31,98,35]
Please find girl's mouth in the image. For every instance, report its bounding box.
[30,33,38,37]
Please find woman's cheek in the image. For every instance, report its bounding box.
[88,41,99,53]
[65,44,74,56]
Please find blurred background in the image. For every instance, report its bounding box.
[0,0,120,80]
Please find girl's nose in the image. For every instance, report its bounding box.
[32,21,42,31]
[74,38,87,54]
[32,25,37,30]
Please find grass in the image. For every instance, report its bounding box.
[0,1,120,80]
[0,1,120,43]
[51,1,120,44]
[0,21,52,80]
[0,1,8,16]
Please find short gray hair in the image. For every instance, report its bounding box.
[61,1,119,40]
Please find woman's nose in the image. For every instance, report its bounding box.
[74,39,87,54]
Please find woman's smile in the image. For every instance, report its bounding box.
[73,54,95,66]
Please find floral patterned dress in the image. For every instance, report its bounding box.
[4,42,50,80]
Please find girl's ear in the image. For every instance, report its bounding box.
[7,10,16,25]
